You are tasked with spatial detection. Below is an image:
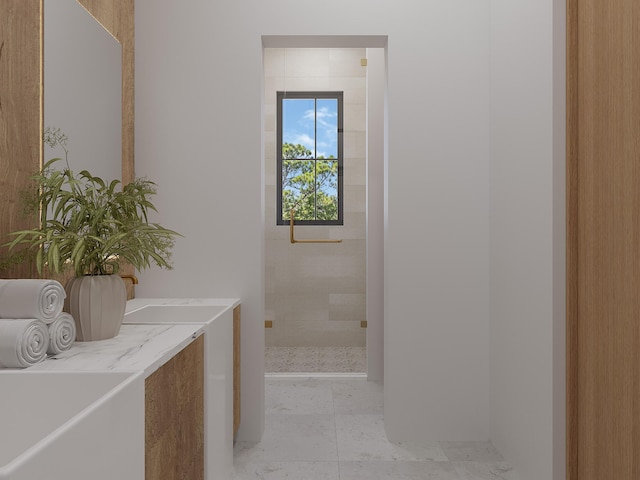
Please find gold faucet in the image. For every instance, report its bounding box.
[120,274,139,285]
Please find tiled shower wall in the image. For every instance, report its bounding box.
[264,48,366,347]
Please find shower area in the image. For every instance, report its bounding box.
[264,48,367,373]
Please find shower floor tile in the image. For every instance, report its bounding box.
[265,346,366,373]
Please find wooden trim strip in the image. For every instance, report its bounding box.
[0,0,42,279]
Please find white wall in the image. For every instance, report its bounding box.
[489,0,565,479]
[382,5,491,441]
[366,48,385,382]
[134,1,266,440]
[135,0,491,443]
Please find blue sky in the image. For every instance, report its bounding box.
[282,98,338,158]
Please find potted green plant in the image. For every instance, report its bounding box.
[5,128,180,341]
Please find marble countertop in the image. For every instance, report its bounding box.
[28,323,203,377]
[23,298,240,377]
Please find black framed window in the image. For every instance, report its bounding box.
[277,91,343,225]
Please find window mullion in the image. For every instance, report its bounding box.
[314,97,318,221]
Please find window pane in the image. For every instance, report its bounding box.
[315,160,338,221]
[282,159,315,221]
[282,98,315,157]
[316,99,338,159]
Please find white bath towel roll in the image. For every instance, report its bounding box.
[0,279,66,324]
[0,319,50,368]
[47,313,76,355]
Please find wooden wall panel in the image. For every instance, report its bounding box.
[0,0,42,278]
[568,0,640,478]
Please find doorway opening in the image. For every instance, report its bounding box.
[262,43,385,377]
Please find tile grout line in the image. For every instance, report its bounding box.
[331,380,342,480]
[265,372,367,378]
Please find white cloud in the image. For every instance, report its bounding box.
[316,106,336,119]
[285,105,338,157]
[284,133,315,152]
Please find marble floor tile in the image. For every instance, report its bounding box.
[332,378,383,414]
[266,378,334,415]
[440,442,504,462]
[233,461,340,480]
[234,414,338,463]
[234,377,519,480]
[453,461,519,480]
[336,414,448,462]
[339,460,461,480]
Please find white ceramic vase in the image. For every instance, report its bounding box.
[65,275,126,341]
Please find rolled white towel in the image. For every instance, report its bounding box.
[47,313,76,355]
[0,319,50,368]
[0,279,66,324]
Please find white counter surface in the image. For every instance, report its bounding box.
[125,297,241,313]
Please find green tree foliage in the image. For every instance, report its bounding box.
[282,143,338,221]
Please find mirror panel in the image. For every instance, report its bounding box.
[44,0,121,181]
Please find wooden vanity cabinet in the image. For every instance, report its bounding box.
[145,335,205,480]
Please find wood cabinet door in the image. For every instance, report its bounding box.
[145,335,205,480]
[567,0,640,478]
